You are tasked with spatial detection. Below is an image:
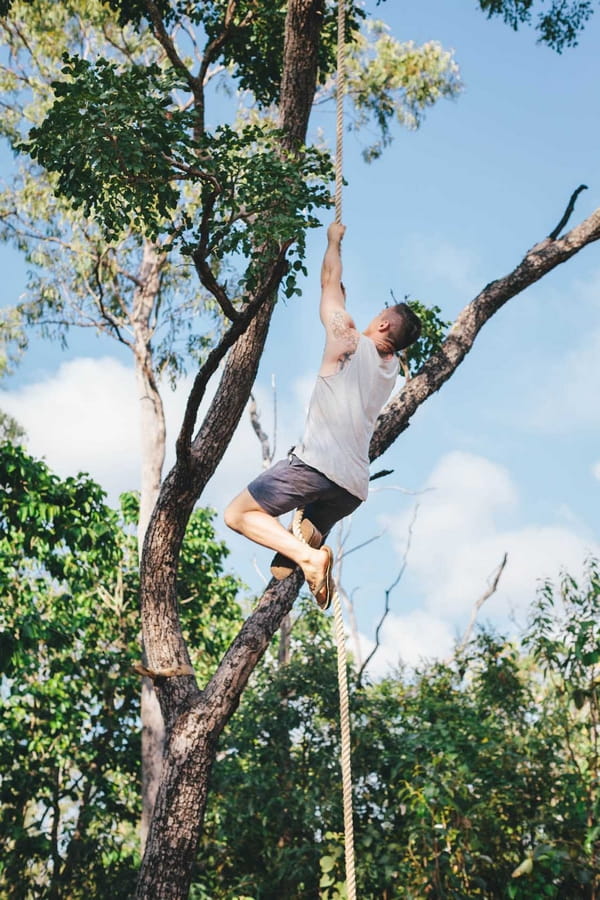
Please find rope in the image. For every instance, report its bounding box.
[293,509,357,900]
[332,582,357,899]
[334,0,346,225]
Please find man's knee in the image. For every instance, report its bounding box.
[223,499,242,533]
[224,489,257,533]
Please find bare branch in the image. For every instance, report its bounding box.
[249,392,273,469]
[161,154,222,192]
[369,468,394,481]
[357,503,419,684]
[93,255,128,345]
[548,184,588,240]
[143,0,204,105]
[454,553,508,657]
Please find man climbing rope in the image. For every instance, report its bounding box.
[224,222,421,609]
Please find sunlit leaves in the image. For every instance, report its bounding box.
[194,572,600,897]
[184,123,333,297]
[201,0,365,107]
[345,23,462,161]
[23,54,333,297]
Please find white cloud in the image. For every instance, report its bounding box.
[382,450,597,629]
[592,461,600,481]
[359,610,456,679]
[0,355,313,534]
[0,357,139,498]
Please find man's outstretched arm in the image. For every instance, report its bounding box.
[320,222,347,325]
[318,222,359,375]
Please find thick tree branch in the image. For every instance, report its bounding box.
[369,204,600,461]
[175,243,291,462]
[191,200,600,715]
[191,251,240,322]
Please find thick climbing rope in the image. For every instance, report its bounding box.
[293,509,357,900]
[334,0,346,225]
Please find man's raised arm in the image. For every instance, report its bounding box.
[320,222,347,326]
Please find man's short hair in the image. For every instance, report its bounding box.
[388,303,422,352]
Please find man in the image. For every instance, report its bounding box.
[225,222,421,609]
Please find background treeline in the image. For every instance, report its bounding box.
[1,441,598,899]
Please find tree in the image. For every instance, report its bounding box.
[0,0,461,838]
[2,1,600,897]
[194,567,600,898]
[0,441,242,897]
[476,0,597,52]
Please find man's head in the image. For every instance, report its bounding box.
[365,302,422,354]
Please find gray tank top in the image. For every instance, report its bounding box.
[295,334,398,501]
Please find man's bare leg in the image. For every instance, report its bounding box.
[224,489,331,593]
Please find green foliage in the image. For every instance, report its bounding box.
[478,0,595,51]
[181,123,333,298]
[24,53,333,291]
[2,451,599,899]
[191,572,600,899]
[202,0,365,108]
[0,443,243,896]
[400,298,451,376]
[346,23,462,162]
[0,0,464,391]
[0,442,137,897]
[25,56,189,240]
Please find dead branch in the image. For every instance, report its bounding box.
[357,503,419,684]
[454,552,508,657]
[548,184,588,240]
[249,392,273,469]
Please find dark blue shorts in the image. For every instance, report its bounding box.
[247,454,362,536]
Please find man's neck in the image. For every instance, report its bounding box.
[363,330,395,358]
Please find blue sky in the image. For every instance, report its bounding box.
[2,0,599,673]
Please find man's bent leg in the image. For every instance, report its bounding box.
[224,489,331,595]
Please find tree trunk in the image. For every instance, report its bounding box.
[136,3,325,896]
[131,240,169,848]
